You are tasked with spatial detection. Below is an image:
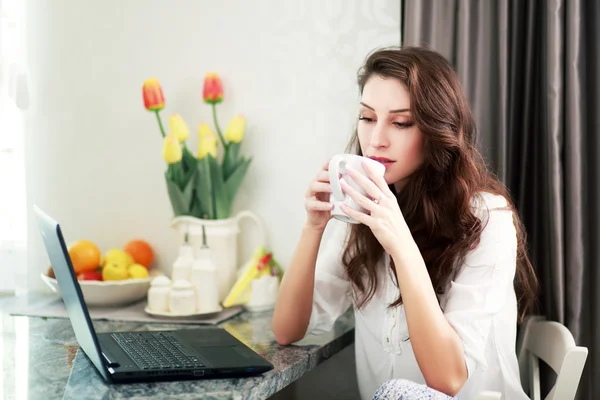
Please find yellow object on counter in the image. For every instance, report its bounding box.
[223,252,271,308]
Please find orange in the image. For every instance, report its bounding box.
[124,240,154,269]
[68,240,102,273]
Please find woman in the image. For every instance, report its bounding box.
[272,46,538,400]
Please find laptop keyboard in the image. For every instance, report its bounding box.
[112,332,206,370]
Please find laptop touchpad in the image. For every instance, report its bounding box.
[176,328,238,347]
[199,346,254,368]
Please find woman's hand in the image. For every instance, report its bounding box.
[339,161,412,259]
[304,160,334,232]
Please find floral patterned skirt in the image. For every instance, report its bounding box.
[372,379,457,400]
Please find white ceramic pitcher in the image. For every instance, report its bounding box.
[171,211,266,302]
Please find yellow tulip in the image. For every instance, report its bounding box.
[224,114,246,143]
[168,114,190,142]
[197,123,218,159]
[162,135,182,164]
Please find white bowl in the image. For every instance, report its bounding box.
[40,272,152,307]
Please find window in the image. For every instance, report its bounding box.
[0,0,27,294]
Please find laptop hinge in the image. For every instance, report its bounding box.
[102,350,120,368]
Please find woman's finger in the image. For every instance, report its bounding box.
[305,198,334,212]
[361,161,395,197]
[340,203,375,226]
[346,165,384,202]
[340,178,378,213]
[309,181,331,194]
[316,170,331,183]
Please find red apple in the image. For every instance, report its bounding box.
[77,270,102,281]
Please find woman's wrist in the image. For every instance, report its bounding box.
[390,240,425,272]
[302,222,327,237]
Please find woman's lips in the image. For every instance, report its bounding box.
[369,157,396,168]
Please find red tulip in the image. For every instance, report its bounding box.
[203,73,223,104]
[142,78,165,111]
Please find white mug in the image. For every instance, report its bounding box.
[328,154,386,224]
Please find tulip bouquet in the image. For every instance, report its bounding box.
[142,74,251,220]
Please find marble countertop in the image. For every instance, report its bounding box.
[0,294,355,400]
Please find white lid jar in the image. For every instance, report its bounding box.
[147,276,171,312]
[168,279,196,315]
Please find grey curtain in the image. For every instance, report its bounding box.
[402,0,599,398]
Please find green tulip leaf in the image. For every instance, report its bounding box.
[165,173,194,216]
[189,193,205,217]
[225,156,252,203]
[222,142,242,181]
[181,145,197,183]
[195,156,214,219]
[207,154,231,219]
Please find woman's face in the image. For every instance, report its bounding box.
[357,75,425,191]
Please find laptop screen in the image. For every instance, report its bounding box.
[33,205,112,382]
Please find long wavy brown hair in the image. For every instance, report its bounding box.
[343,46,538,321]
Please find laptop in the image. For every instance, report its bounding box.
[33,205,274,383]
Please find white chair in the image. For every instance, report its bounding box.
[516,315,588,400]
[476,316,587,400]
[375,316,588,400]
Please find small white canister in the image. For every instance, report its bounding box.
[245,275,280,312]
[169,280,196,315]
[147,275,171,312]
[171,242,194,282]
[191,246,220,313]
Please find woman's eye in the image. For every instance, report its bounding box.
[394,121,415,129]
[358,116,375,123]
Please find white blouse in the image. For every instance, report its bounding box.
[306,192,529,400]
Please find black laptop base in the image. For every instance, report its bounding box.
[96,328,273,383]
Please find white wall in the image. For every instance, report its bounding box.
[23,0,400,291]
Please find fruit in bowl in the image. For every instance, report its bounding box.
[77,270,102,281]
[41,239,157,307]
[69,240,102,274]
[128,264,150,279]
[124,240,154,269]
